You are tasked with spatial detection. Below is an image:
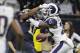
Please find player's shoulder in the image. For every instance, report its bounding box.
[49,16,61,20]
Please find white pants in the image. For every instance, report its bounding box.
[0,37,6,53]
[50,41,73,53]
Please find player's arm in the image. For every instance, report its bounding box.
[10,19,24,37]
[20,7,40,20]
[39,20,49,28]
[8,41,16,53]
[11,19,24,50]
[74,33,80,42]
[29,18,49,27]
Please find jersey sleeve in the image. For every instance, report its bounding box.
[73,33,80,42]
[29,18,40,27]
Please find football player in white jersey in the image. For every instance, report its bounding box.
[13,2,74,53]
[28,3,74,53]
[45,3,74,53]
[36,4,63,51]
[45,18,74,53]
[0,0,26,53]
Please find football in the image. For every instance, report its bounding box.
[36,33,47,42]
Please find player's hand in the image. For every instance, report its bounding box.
[39,4,49,9]
[22,9,30,14]
[39,5,43,9]
[13,50,17,53]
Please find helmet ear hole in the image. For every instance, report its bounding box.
[48,3,58,16]
[49,5,56,14]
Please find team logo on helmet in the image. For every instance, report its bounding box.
[45,18,57,29]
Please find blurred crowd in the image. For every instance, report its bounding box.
[6,0,80,15]
[4,0,80,15]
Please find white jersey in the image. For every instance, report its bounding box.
[60,33,74,48]
[29,16,63,44]
[69,32,80,49]
[47,16,63,45]
[63,32,80,47]
[48,16,74,53]
[29,15,65,44]
[71,32,80,42]
[0,5,14,53]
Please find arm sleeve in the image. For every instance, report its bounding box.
[73,33,80,42]
[29,18,40,27]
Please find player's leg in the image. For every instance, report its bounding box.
[50,41,73,53]
[58,42,73,53]
[50,41,64,53]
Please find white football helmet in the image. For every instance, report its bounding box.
[39,3,59,19]
[47,3,58,16]
[39,3,49,19]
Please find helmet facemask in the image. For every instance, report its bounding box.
[40,8,49,19]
